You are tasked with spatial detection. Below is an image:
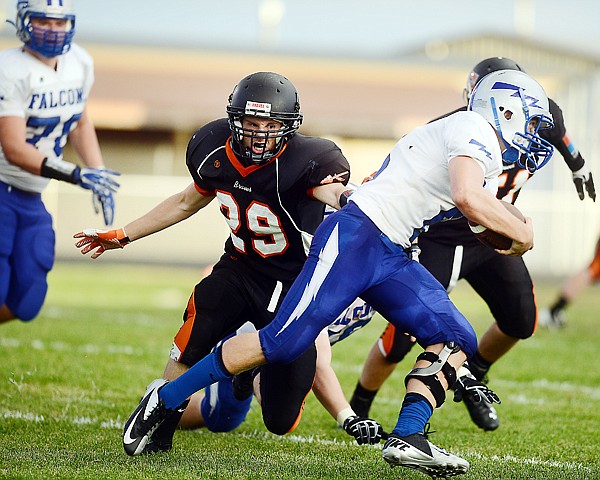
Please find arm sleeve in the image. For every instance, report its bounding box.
[542,98,585,172]
[305,141,351,189]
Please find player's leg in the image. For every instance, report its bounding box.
[259,342,317,435]
[133,261,253,454]
[348,233,456,418]
[0,189,54,324]
[541,237,600,328]
[123,204,408,454]
[360,260,479,476]
[460,253,534,430]
[0,183,17,323]
[196,321,261,433]
[349,326,416,417]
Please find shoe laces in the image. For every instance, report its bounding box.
[423,422,436,439]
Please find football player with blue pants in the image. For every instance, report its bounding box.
[349,57,596,432]
[177,298,376,436]
[75,72,382,452]
[0,0,119,324]
[118,70,554,478]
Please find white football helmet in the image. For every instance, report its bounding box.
[469,70,554,173]
[14,0,76,58]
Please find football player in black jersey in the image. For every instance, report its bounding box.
[539,236,600,329]
[349,57,596,431]
[75,72,381,452]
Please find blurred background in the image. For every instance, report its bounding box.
[0,0,598,277]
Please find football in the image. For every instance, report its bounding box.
[468,200,525,250]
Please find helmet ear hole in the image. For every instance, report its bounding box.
[468,70,554,173]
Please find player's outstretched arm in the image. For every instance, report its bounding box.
[312,333,383,445]
[74,183,214,259]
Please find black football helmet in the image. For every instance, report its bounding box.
[463,57,524,103]
[227,72,303,164]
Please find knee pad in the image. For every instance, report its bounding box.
[10,279,47,321]
[497,300,536,339]
[261,344,316,435]
[404,343,459,408]
[379,325,416,363]
[201,377,252,433]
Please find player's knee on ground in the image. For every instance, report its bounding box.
[201,378,252,432]
[260,345,316,435]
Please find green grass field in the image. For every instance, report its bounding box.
[1,262,599,479]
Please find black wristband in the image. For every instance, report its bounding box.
[40,157,78,184]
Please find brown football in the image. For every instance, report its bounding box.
[468,200,525,250]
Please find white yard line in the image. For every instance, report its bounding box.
[1,409,595,475]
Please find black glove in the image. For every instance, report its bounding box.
[572,165,596,201]
[454,371,501,405]
[342,415,383,445]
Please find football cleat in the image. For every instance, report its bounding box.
[141,396,189,455]
[232,367,258,401]
[461,389,499,431]
[382,427,469,478]
[538,308,566,330]
[122,379,182,456]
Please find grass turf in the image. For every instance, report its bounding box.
[1,262,599,479]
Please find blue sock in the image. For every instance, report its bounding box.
[392,393,434,437]
[160,350,232,410]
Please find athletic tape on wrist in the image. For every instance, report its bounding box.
[337,407,356,427]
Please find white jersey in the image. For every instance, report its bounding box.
[351,111,502,247]
[327,297,375,345]
[0,44,94,192]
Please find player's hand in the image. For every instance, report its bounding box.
[75,167,121,194]
[342,415,383,445]
[572,165,596,201]
[75,168,120,226]
[73,227,129,259]
[453,368,500,405]
[92,189,115,226]
[495,217,533,257]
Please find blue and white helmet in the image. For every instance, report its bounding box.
[469,69,554,173]
[14,0,76,58]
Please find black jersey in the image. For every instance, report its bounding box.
[186,118,350,283]
[422,99,582,246]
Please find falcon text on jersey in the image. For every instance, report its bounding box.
[28,87,84,110]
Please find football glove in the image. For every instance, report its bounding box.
[92,188,116,226]
[74,167,121,226]
[73,227,130,259]
[572,164,596,201]
[453,368,501,405]
[342,415,383,445]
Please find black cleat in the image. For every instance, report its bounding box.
[461,389,499,431]
[122,379,183,456]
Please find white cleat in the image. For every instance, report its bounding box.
[382,431,469,478]
[538,308,566,330]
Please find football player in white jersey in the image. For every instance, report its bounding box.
[0,0,119,324]
[121,70,553,478]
